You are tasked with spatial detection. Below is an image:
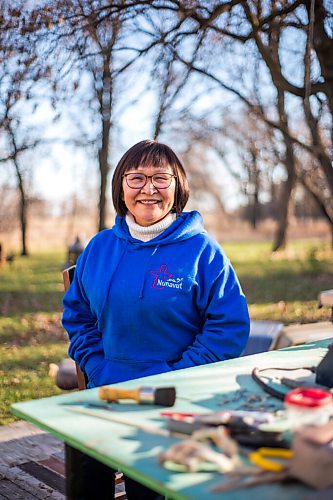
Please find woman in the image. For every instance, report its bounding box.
[62,140,250,499]
[62,139,250,390]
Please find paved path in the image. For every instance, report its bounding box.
[0,421,65,499]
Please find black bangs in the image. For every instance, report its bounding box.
[125,142,177,172]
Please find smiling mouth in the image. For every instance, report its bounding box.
[137,200,161,205]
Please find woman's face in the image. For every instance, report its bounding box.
[122,164,176,226]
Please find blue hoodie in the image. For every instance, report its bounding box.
[62,211,249,388]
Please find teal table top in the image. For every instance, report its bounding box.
[12,337,333,499]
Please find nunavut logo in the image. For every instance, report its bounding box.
[150,264,183,290]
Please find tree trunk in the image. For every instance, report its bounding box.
[249,151,260,230]
[307,0,333,117]
[153,109,164,141]
[302,0,333,195]
[300,174,333,249]
[98,129,110,231]
[272,89,297,252]
[272,176,294,252]
[97,55,112,232]
[13,158,28,256]
[250,189,259,230]
[302,96,333,197]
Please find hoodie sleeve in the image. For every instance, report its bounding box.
[169,249,250,371]
[62,253,105,380]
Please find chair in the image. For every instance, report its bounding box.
[241,320,284,356]
[62,265,87,390]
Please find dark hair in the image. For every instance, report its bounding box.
[112,139,190,217]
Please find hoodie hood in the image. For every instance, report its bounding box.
[113,210,206,246]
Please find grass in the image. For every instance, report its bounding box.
[0,252,68,425]
[224,240,333,323]
[1,240,332,425]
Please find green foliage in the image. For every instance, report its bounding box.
[0,243,332,425]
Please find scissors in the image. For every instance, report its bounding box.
[249,447,293,472]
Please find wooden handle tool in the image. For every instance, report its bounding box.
[99,385,176,407]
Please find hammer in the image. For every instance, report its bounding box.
[99,385,176,407]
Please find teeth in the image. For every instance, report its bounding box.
[139,200,159,204]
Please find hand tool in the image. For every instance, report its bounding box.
[65,405,174,437]
[211,470,289,492]
[252,366,318,400]
[61,401,114,410]
[248,447,293,472]
[161,409,276,425]
[164,414,290,448]
[99,385,176,406]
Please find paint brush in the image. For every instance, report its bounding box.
[99,385,176,407]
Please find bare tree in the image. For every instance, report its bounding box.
[218,113,279,230]
[159,0,332,249]
[3,0,332,250]
[0,2,49,255]
[168,113,229,219]
[39,0,128,231]
[296,152,333,246]
[29,0,180,231]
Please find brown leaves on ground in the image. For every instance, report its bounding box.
[2,312,67,346]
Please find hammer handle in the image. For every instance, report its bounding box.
[99,386,139,402]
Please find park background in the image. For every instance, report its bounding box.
[0,1,333,425]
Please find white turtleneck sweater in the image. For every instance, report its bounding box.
[125,212,177,242]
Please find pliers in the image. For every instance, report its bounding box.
[211,447,293,492]
[248,447,294,472]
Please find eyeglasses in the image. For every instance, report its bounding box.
[123,172,176,189]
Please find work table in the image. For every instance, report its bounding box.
[12,337,333,499]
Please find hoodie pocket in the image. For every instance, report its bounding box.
[88,358,172,388]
